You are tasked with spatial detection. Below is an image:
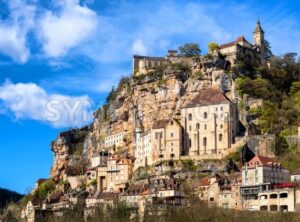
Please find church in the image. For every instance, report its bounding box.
[219,20,265,65]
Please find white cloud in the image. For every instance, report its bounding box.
[132,39,148,55]
[0,80,94,128]
[37,0,97,57]
[0,25,30,63]
[0,0,35,63]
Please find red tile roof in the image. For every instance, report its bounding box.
[220,35,252,49]
[184,89,230,108]
[245,155,281,169]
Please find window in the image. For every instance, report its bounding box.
[171,133,174,137]
[220,106,223,111]
[270,194,278,199]
[204,124,207,130]
[188,113,192,121]
[204,112,208,119]
[171,142,173,146]
[219,134,223,141]
[196,123,200,129]
[203,137,207,146]
[189,125,192,131]
[170,121,173,125]
[280,193,288,198]
[220,124,223,129]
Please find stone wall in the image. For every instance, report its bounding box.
[246,134,275,158]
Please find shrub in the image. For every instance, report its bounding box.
[35,180,56,199]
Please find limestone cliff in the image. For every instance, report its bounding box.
[50,56,237,181]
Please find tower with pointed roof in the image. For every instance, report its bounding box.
[253,19,265,55]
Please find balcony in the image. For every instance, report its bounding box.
[107,168,120,173]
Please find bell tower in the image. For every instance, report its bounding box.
[253,19,265,55]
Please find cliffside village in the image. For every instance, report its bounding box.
[21,21,300,221]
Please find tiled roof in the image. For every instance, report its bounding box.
[245,155,281,169]
[152,119,170,129]
[98,192,119,200]
[220,35,252,49]
[125,184,146,195]
[184,88,230,108]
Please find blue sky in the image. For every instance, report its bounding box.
[0,0,300,194]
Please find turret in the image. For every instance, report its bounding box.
[253,19,265,55]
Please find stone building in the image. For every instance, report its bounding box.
[132,50,185,76]
[240,155,295,212]
[241,155,289,186]
[219,20,265,65]
[134,118,182,170]
[181,88,238,158]
[106,155,134,192]
[134,131,152,170]
[104,131,125,148]
[151,119,182,162]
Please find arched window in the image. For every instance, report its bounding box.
[188,113,192,121]
[196,123,200,129]
[219,134,223,141]
[171,133,174,137]
[204,124,207,130]
[203,137,207,146]
[204,112,208,119]
[220,124,223,129]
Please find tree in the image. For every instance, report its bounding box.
[208,42,219,54]
[179,43,201,57]
[263,39,273,60]
[106,86,116,104]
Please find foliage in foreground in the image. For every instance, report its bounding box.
[35,200,300,222]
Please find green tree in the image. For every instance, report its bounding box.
[106,86,116,104]
[263,39,273,60]
[208,42,219,54]
[179,43,201,57]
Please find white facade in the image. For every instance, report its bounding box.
[104,131,125,148]
[134,131,153,170]
[181,89,238,157]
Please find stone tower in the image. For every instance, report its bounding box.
[253,19,265,55]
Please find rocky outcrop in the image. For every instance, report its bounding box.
[50,56,237,181]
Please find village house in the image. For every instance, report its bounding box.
[106,155,134,192]
[86,191,119,208]
[219,172,243,210]
[181,88,238,158]
[120,184,149,207]
[149,178,183,205]
[240,155,295,212]
[241,155,289,186]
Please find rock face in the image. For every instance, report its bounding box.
[51,139,69,182]
[50,56,237,181]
